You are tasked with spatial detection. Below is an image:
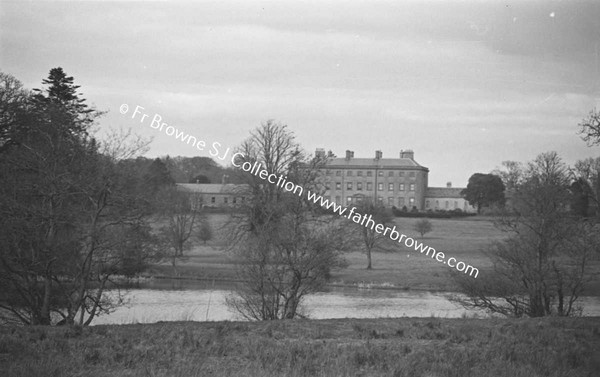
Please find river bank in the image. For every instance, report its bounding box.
[2,317,599,377]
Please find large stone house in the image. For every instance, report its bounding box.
[179,148,477,213]
[317,149,429,210]
[317,148,476,212]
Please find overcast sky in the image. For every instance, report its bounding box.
[1,0,599,186]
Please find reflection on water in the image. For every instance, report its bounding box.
[92,279,600,325]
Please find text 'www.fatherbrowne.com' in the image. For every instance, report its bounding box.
[233,160,479,279]
[119,105,478,279]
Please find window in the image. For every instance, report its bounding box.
[233,197,237,204]
[378,183,383,191]
[347,182,353,190]
[398,197,405,206]
[367,171,372,177]
[335,196,341,203]
[378,170,384,177]
[211,197,216,203]
[224,197,228,204]
[435,200,439,208]
[357,182,363,191]
[445,201,449,209]
[347,197,353,204]
[388,197,394,206]
[388,171,394,177]
[336,182,341,190]
[425,200,430,208]
[409,197,415,206]
[399,183,405,191]
[399,172,405,177]
[378,196,383,203]
[367,182,373,191]
[325,182,331,190]
[347,170,353,176]
[409,183,415,191]
[409,172,416,178]
[336,171,341,176]
[454,201,458,208]
[357,171,363,177]
[388,183,394,191]
[241,197,245,203]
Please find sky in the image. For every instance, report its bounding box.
[1,0,599,186]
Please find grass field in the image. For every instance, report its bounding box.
[149,214,600,295]
[2,317,599,376]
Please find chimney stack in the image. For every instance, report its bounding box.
[345,150,354,160]
[222,174,228,185]
[315,148,326,159]
[400,149,414,160]
[375,150,382,160]
[447,182,452,188]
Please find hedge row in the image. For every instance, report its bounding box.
[391,207,477,218]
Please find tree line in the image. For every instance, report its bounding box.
[0,69,212,325]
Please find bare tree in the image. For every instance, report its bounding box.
[573,157,600,218]
[0,72,29,153]
[227,219,348,320]
[158,188,202,275]
[414,219,433,238]
[350,199,394,269]
[99,125,153,161]
[578,108,600,146]
[225,121,348,320]
[452,152,599,317]
[491,160,525,191]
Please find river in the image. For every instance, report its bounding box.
[91,279,600,325]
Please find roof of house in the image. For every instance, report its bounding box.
[176,183,249,195]
[425,187,465,199]
[325,158,428,170]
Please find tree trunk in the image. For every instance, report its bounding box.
[38,276,52,325]
[367,249,372,269]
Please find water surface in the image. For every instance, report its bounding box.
[92,279,600,325]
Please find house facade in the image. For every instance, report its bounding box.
[317,149,429,210]
[179,148,476,213]
[176,183,249,210]
[424,183,476,213]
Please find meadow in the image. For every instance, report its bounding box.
[149,214,600,294]
[1,317,599,376]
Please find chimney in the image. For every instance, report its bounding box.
[400,149,414,160]
[345,150,354,160]
[222,174,228,185]
[315,148,326,159]
[375,150,382,160]
[446,182,452,188]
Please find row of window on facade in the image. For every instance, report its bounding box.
[207,196,246,204]
[328,196,416,207]
[328,182,416,192]
[326,170,417,178]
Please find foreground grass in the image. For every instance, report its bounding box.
[1,317,599,377]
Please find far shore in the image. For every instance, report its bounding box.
[144,214,600,296]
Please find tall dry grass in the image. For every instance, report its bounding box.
[1,317,599,376]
